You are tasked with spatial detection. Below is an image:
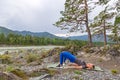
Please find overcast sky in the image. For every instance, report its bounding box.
[0,0,116,36]
[0,0,68,36]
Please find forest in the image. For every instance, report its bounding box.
[0,33,88,46]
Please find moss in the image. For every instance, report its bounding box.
[48,69,58,76]
[98,58,103,62]
[40,68,58,76]
[74,70,82,75]
[72,76,79,80]
[10,69,29,80]
[28,68,58,77]
[111,69,118,75]
[73,76,83,80]
[29,72,42,77]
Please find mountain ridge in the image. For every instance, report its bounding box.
[0,26,109,42]
[0,26,58,38]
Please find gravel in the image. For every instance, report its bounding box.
[29,68,120,80]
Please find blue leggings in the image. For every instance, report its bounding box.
[60,51,76,65]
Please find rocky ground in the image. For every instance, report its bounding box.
[0,46,120,80]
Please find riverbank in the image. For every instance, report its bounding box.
[0,46,120,80]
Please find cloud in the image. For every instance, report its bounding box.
[55,32,88,37]
[0,0,118,36]
[0,0,65,34]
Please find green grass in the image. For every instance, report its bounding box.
[6,65,15,72]
[74,70,82,75]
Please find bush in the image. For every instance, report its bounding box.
[0,54,12,64]
[26,53,38,63]
[112,44,120,50]
[81,46,92,53]
[6,66,15,72]
[63,44,81,55]
[111,69,118,74]
[39,50,50,59]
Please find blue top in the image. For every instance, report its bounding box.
[60,51,76,63]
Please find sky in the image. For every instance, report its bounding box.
[0,0,117,37]
[0,0,68,36]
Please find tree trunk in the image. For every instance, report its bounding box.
[84,0,92,46]
[103,19,107,46]
[116,32,119,44]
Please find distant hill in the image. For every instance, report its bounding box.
[0,26,58,38]
[0,26,13,34]
[67,34,110,42]
[68,35,88,41]
[0,26,110,42]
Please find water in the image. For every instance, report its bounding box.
[0,45,64,55]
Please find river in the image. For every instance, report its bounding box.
[0,45,64,55]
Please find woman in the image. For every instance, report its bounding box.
[57,51,95,69]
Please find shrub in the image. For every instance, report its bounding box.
[26,53,38,63]
[40,50,50,59]
[83,47,91,53]
[111,69,118,74]
[0,54,12,64]
[48,69,58,76]
[112,44,120,50]
[98,59,103,62]
[6,65,15,72]
[47,47,62,56]
[64,44,81,55]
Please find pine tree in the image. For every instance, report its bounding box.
[54,0,95,46]
[109,16,120,44]
[101,0,120,44]
[91,6,115,46]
